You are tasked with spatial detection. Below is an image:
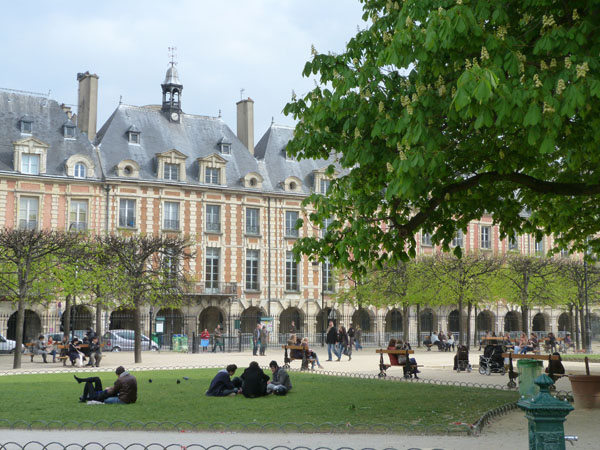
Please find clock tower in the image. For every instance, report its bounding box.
[161,49,183,123]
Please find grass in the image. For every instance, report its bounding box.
[0,369,518,433]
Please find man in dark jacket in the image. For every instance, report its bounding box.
[326,321,338,361]
[206,364,241,397]
[86,336,102,367]
[267,360,292,395]
[240,361,269,398]
[104,366,137,404]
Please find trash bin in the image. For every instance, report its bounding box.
[517,359,543,398]
[172,334,188,353]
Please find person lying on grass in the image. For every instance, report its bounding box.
[74,366,137,404]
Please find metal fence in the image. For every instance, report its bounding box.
[1,308,597,352]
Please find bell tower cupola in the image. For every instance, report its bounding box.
[161,47,183,123]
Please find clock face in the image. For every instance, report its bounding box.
[171,112,179,121]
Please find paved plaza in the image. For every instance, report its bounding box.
[1,347,599,449]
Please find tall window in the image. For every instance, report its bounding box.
[163,249,178,280]
[246,208,260,234]
[286,251,298,291]
[322,259,334,292]
[21,154,40,175]
[205,248,220,293]
[164,163,179,181]
[480,226,491,249]
[206,205,221,232]
[246,249,259,291]
[452,230,463,247]
[19,196,38,230]
[421,232,432,246]
[119,199,136,228]
[164,202,180,230]
[508,234,519,250]
[74,162,87,179]
[560,247,570,258]
[205,167,220,185]
[285,211,299,237]
[69,200,88,231]
[320,178,331,194]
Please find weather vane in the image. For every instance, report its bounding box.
[240,88,245,100]
[168,46,178,66]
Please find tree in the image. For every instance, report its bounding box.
[0,229,81,368]
[284,0,600,274]
[498,255,562,335]
[420,253,504,346]
[98,234,192,364]
[557,259,600,350]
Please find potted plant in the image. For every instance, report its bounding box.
[569,357,600,409]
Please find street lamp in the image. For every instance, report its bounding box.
[312,260,326,347]
[584,259,592,353]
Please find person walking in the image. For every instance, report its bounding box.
[259,325,269,356]
[252,323,261,356]
[354,325,363,350]
[212,325,224,352]
[326,321,337,361]
[334,325,350,361]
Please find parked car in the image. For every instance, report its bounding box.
[0,333,23,353]
[102,329,158,352]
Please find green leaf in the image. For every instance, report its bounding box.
[523,102,541,126]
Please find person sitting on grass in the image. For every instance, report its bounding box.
[206,364,242,397]
[266,360,292,395]
[103,366,137,404]
[240,361,270,398]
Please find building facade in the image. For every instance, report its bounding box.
[0,66,597,348]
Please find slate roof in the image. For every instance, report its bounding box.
[0,90,101,178]
[95,104,334,194]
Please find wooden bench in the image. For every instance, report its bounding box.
[375,349,421,378]
[282,345,314,370]
[501,352,561,389]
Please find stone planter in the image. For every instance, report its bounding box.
[569,375,600,409]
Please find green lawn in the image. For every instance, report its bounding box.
[0,369,518,433]
[561,354,600,362]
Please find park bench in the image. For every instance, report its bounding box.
[375,348,421,378]
[282,344,314,370]
[542,337,564,353]
[501,352,561,389]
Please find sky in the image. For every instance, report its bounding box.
[0,0,366,139]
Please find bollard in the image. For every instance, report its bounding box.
[517,373,574,450]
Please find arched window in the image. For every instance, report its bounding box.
[74,162,87,178]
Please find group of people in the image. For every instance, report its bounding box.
[423,331,455,352]
[288,334,324,369]
[386,338,420,378]
[326,321,361,361]
[31,328,102,367]
[206,360,292,397]
[75,365,137,404]
[252,323,270,356]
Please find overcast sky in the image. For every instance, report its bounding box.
[0,0,365,140]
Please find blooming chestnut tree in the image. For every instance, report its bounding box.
[284,0,600,274]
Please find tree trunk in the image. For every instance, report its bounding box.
[574,307,581,350]
[402,304,409,343]
[521,304,529,336]
[466,301,472,349]
[95,304,102,339]
[134,298,142,364]
[473,306,478,348]
[64,294,72,338]
[12,299,25,369]
[458,297,464,345]
[579,305,586,351]
[416,304,421,346]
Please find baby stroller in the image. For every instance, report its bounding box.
[455,345,472,372]
[479,344,505,375]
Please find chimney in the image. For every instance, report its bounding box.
[60,104,72,119]
[77,71,99,141]
[236,97,254,155]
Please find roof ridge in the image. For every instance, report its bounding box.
[120,104,221,121]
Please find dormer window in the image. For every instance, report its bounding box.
[127,125,141,144]
[21,154,40,175]
[74,163,87,178]
[20,119,32,134]
[205,167,220,185]
[218,136,232,154]
[283,176,302,192]
[164,163,179,181]
[64,125,75,139]
[198,153,227,185]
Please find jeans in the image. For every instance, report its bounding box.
[327,343,335,360]
[334,343,347,359]
[253,340,259,356]
[104,396,125,404]
[267,384,288,395]
[354,340,362,350]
